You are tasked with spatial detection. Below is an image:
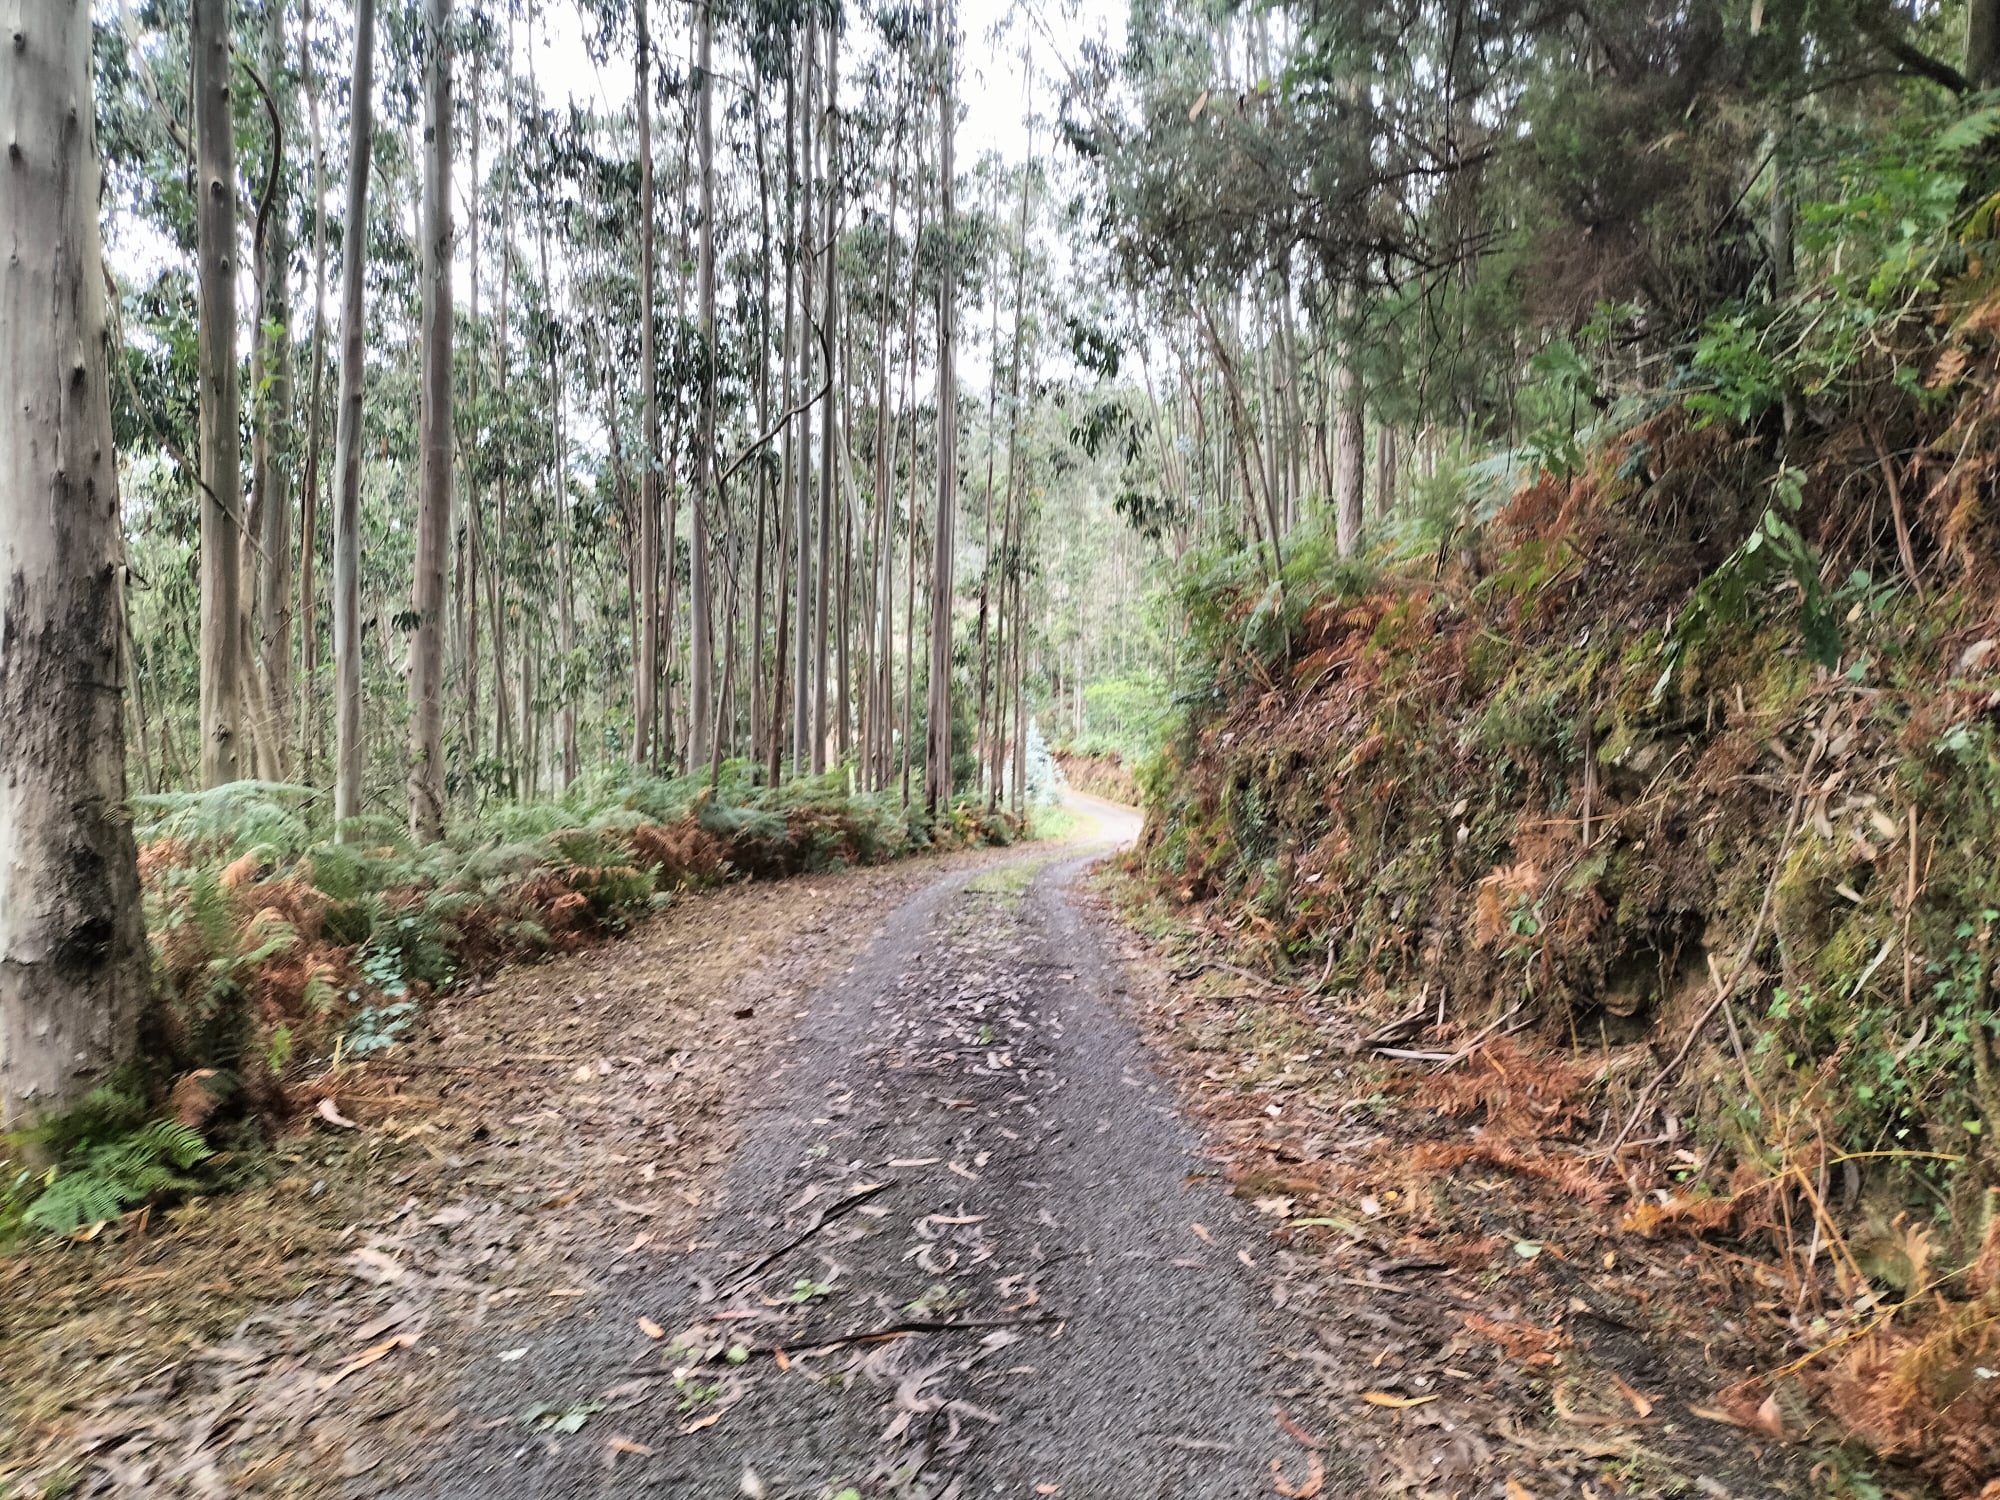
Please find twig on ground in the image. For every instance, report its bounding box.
[1429,1004,1524,1073]
[749,1314,1056,1357]
[719,1181,894,1297]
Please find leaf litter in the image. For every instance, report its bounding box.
[0,853,998,1498]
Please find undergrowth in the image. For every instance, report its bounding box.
[1130,95,2000,1493]
[1,768,1017,1247]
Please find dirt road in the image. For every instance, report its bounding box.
[392,798,1320,1497]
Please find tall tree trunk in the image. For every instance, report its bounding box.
[688,0,717,768]
[792,37,814,774]
[331,0,377,830]
[491,1,516,794]
[463,48,482,773]
[633,0,661,768]
[298,0,329,780]
[251,0,294,779]
[1972,0,2000,90]
[872,82,904,790]
[900,120,926,811]
[924,0,956,813]
[0,0,150,1125]
[987,145,1032,808]
[194,0,243,786]
[408,0,452,841]
[1333,286,1365,557]
[813,16,838,775]
[751,89,773,774]
[662,52,692,773]
[1372,422,1396,521]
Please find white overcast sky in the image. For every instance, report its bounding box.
[525,0,1125,167]
[102,0,1130,396]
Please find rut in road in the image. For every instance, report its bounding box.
[404,827,1331,1497]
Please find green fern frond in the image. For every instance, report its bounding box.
[22,1119,212,1236]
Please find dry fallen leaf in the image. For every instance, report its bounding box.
[317,1098,358,1130]
[638,1317,665,1340]
[1754,1392,1787,1439]
[1611,1373,1654,1419]
[1191,1222,1213,1244]
[1361,1391,1438,1409]
[1270,1452,1325,1498]
[1505,1480,1536,1500]
[683,1411,723,1435]
[607,1437,654,1458]
[317,1332,416,1393]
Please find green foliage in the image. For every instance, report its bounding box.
[1067,673,1170,763]
[132,782,320,860]
[13,1091,213,1238]
[1654,467,1840,702]
[1684,98,1998,431]
[1761,910,1999,1195]
[1519,337,1601,480]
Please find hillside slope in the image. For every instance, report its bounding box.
[1133,395,2000,1488]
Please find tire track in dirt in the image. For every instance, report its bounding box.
[401,814,1331,1498]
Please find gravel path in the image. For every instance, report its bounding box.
[398,800,1329,1498]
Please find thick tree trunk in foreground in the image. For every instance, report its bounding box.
[0,0,149,1125]
[408,0,452,842]
[332,0,377,831]
[193,0,242,785]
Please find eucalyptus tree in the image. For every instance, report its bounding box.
[192,0,242,784]
[331,0,377,829]
[633,0,663,768]
[0,0,150,1123]
[924,0,956,812]
[689,0,717,767]
[409,0,454,840]
[250,0,296,776]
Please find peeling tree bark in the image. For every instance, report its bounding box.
[0,0,150,1125]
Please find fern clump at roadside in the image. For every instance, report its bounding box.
[0,771,1017,1247]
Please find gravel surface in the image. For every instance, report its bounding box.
[397,801,1331,1498]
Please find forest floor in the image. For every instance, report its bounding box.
[2,795,1820,1499]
